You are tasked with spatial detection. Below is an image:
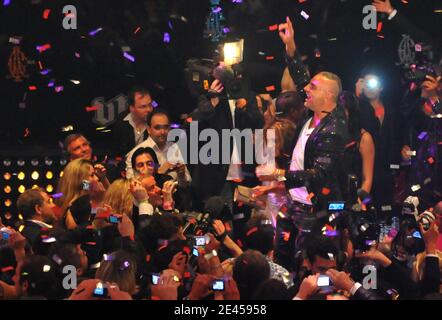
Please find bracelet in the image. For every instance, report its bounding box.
[215,231,227,243]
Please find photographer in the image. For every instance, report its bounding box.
[399,68,442,208]
[189,69,264,212]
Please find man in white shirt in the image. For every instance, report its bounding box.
[125,108,191,185]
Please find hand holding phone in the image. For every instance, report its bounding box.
[212,279,225,291]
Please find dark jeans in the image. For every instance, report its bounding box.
[274,200,315,272]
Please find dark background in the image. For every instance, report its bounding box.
[0,0,441,153]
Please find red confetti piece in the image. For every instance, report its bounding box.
[158,244,168,251]
[376,22,383,33]
[146,254,151,262]
[84,242,96,246]
[306,192,315,201]
[182,246,191,255]
[236,239,243,248]
[24,128,30,137]
[282,231,290,242]
[265,56,274,60]
[427,157,434,164]
[321,187,331,195]
[43,9,51,20]
[361,203,367,211]
[186,117,193,123]
[1,266,14,273]
[266,85,276,92]
[268,24,278,31]
[281,206,288,213]
[134,26,141,34]
[184,271,191,278]
[232,178,243,183]
[38,61,43,70]
[37,43,51,53]
[377,34,385,39]
[345,141,356,148]
[237,201,244,207]
[85,105,100,112]
[28,86,37,91]
[224,222,231,232]
[246,227,258,237]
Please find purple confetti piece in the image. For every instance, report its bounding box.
[418,131,427,140]
[3,0,11,6]
[88,27,103,36]
[223,27,230,34]
[123,52,135,62]
[212,6,222,13]
[52,192,63,199]
[152,100,158,108]
[48,80,55,87]
[40,69,52,75]
[163,32,170,43]
[75,52,80,58]
[55,86,64,93]
[170,123,180,129]
[168,21,173,30]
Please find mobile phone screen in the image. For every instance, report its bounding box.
[212,280,224,291]
[328,202,345,211]
[152,274,160,285]
[317,275,331,287]
[194,236,206,246]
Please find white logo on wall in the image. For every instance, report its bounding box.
[62,5,77,30]
[92,94,128,126]
[398,34,416,66]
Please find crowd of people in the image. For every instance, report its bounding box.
[0,0,441,300]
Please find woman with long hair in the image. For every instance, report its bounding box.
[56,158,105,229]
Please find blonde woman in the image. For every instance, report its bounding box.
[56,158,105,229]
[103,179,134,218]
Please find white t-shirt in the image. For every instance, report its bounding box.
[226,99,244,181]
[289,118,314,205]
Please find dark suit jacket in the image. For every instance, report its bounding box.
[285,53,351,210]
[20,220,65,255]
[112,113,148,158]
[189,93,264,205]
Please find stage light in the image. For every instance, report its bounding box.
[223,39,244,66]
[46,171,53,179]
[45,158,53,166]
[4,199,12,207]
[31,159,39,166]
[60,171,64,177]
[4,185,12,194]
[4,212,12,220]
[18,172,25,180]
[31,171,39,180]
[17,159,25,167]
[18,185,26,193]
[31,184,39,190]
[46,184,54,193]
[3,159,12,167]
[3,172,11,180]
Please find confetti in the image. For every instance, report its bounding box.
[381,205,392,212]
[36,43,51,53]
[424,178,432,185]
[40,69,51,75]
[134,26,141,34]
[9,36,21,44]
[411,184,421,192]
[88,27,103,36]
[70,80,80,85]
[265,85,276,92]
[415,44,422,52]
[345,141,356,148]
[246,227,258,237]
[163,32,170,43]
[55,86,64,93]
[306,192,315,201]
[3,0,11,6]
[42,8,51,19]
[152,100,158,108]
[28,86,37,91]
[265,56,274,60]
[376,22,383,33]
[268,24,278,31]
[74,52,81,58]
[85,105,100,112]
[321,187,331,196]
[427,157,435,164]
[123,52,135,62]
[390,164,400,169]
[300,11,309,20]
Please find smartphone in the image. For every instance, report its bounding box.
[151,273,160,285]
[82,180,90,191]
[317,275,332,287]
[108,214,122,224]
[212,279,225,291]
[192,247,199,257]
[93,282,108,298]
[194,236,206,247]
[328,202,345,211]
[0,228,12,240]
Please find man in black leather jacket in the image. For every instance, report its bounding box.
[257,18,351,268]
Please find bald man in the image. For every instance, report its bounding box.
[257,17,351,268]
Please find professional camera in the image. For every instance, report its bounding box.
[404,62,438,85]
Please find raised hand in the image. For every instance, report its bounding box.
[278,16,296,58]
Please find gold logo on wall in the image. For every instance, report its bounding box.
[8,46,29,82]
